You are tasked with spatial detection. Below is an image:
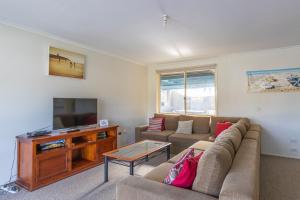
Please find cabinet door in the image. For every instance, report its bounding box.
[97,137,114,161]
[35,149,68,183]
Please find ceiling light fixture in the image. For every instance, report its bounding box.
[162,14,168,27]
[166,47,180,57]
[178,47,192,56]
[161,13,193,57]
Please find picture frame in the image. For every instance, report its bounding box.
[99,119,109,127]
[49,46,85,79]
[247,67,300,93]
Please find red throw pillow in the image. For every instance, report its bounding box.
[215,122,232,137]
[147,117,165,131]
[172,152,204,189]
[163,148,194,184]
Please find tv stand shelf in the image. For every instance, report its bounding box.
[16,125,118,191]
[71,141,96,149]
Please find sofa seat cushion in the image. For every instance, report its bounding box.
[144,162,174,183]
[190,140,214,150]
[179,115,210,134]
[168,149,203,164]
[141,130,175,142]
[169,133,210,146]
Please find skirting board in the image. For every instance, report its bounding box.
[262,152,300,160]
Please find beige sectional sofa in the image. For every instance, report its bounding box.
[117,116,261,200]
[136,114,244,154]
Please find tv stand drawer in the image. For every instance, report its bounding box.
[35,150,68,183]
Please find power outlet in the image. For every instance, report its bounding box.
[289,139,298,144]
[290,148,298,153]
[0,183,21,194]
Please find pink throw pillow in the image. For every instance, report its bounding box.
[215,122,232,137]
[172,152,204,189]
[147,117,165,131]
[163,148,194,184]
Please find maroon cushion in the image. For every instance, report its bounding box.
[215,122,232,137]
[148,117,165,131]
[172,151,204,189]
[163,148,194,184]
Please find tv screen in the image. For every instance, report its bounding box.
[53,98,97,130]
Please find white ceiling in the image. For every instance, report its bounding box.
[0,0,300,65]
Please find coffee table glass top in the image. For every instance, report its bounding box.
[103,140,171,161]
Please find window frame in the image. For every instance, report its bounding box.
[157,65,218,116]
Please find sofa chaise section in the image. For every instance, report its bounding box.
[117,176,218,200]
[119,119,261,200]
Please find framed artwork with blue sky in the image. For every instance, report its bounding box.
[247,68,300,93]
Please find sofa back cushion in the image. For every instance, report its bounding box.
[210,116,242,135]
[179,115,210,134]
[215,127,242,152]
[154,114,179,131]
[240,118,251,130]
[192,143,233,196]
[231,120,247,137]
[214,139,235,159]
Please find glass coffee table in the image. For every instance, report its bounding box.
[102,140,171,182]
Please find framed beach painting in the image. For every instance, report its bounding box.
[49,47,85,79]
[247,68,300,93]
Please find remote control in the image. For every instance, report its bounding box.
[27,130,51,137]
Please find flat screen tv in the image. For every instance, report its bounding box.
[53,98,97,130]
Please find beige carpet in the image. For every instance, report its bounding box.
[0,154,165,200]
[260,155,300,200]
[0,154,300,200]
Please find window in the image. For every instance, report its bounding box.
[159,69,216,115]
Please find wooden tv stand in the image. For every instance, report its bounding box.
[16,125,118,191]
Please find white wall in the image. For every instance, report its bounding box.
[0,24,147,184]
[148,46,300,159]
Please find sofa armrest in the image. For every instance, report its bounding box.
[248,124,261,132]
[219,139,260,200]
[135,125,148,142]
[116,176,217,200]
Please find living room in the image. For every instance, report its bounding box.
[0,1,300,200]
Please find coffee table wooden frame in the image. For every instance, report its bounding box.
[102,140,171,182]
